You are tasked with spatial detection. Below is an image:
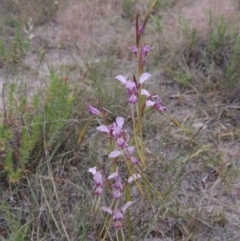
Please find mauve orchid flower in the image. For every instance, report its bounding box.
[129,46,138,57]
[127,94,138,104]
[141,45,153,60]
[109,150,122,158]
[109,168,123,199]
[102,201,133,230]
[138,22,145,36]
[108,168,123,191]
[117,138,127,149]
[86,104,101,116]
[126,146,135,156]
[115,73,151,104]
[139,73,151,84]
[146,95,167,112]
[141,89,151,96]
[130,157,140,165]
[97,117,125,139]
[95,186,103,196]
[129,45,153,65]
[125,81,137,95]
[96,125,109,133]
[115,75,138,104]
[112,117,124,138]
[88,166,104,196]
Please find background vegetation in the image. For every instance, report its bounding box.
[0,0,239,240]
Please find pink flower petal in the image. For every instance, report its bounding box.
[108,169,119,180]
[129,46,138,57]
[146,100,155,107]
[116,117,124,128]
[131,157,140,165]
[86,104,101,116]
[112,189,122,199]
[127,95,138,104]
[141,89,150,96]
[142,45,153,57]
[115,75,127,84]
[96,125,109,133]
[93,172,103,186]
[117,138,126,148]
[127,146,135,155]
[109,150,122,158]
[88,166,97,175]
[139,73,151,84]
[113,208,123,221]
[125,81,137,95]
[102,206,113,215]
[95,186,103,196]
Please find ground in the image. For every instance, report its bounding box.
[0,0,240,240]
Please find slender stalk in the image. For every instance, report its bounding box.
[125,167,132,241]
[131,104,143,165]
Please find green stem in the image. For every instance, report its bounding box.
[131,105,144,166]
[125,168,132,241]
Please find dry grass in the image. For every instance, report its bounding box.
[0,0,240,240]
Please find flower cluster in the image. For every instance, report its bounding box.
[115,71,167,112]
[86,4,167,237]
[141,90,168,112]
[88,164,140,231]
[102,201,132,230]
[88,166,104,196]
[129,44,153,67]
[115,73,151,104]
[97,116,140,165]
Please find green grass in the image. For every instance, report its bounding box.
[0,0,240,240]
[164,13,240,96]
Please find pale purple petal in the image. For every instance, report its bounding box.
[142,45,153,57]
[113,209,124,221]
[128,174,141,183]
[116,117,124,128]
[112,189,122,199]
[95,186,103,196]
[139,23,145,35]
[115,75,127,84]
[129,46,138,57]
[117,138,126,148]
[114,176,122,190]
[146,100,155,107]
[139,73,151,84]
[93,172,102,186]
[121,201,133,213]
[108,169,119,180]
[112,126,122,137]
[86,104,101,116]
[131,157,140,165]
[127,146,135,155]
[96,125,109,133]
[141,89,150,96]
[102,207,113,215]
[127,95,138,104]
[159,106,168,112]
[109,150,122,158]
[88,166,97,175]
[125,81,137,95]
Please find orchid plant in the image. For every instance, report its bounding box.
[85,0,172,240]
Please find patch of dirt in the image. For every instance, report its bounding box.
[158,0,239,50]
